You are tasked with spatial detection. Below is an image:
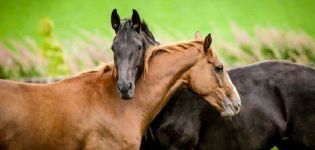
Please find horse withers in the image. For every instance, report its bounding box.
[0,35,240,150]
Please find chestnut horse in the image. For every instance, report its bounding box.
[0,35,240,150]
[109,9,240,117]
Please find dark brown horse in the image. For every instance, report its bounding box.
[111,9,159,99]
[0,35,240,150]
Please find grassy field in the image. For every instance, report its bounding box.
[1,0,315,41]
[1,0,315,79]
[0,2,313,149]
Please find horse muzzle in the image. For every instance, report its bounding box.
[220,98,241,117]
[117,81,135,100]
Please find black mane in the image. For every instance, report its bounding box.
[140,21,156,42]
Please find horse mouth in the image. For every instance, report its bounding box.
[117,90,133,100]
[117,86,135,100]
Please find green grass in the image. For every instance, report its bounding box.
[1,0,315,79]
[1,0,315,41]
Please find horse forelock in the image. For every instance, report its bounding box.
[143,40,203,76]
[118,20,132,37]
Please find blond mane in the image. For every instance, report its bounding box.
[144,40,203,76]
[77,61,117,79]
[76,39,205,79]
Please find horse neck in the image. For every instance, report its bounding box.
[133,46,203,134]
[70,47,202,145]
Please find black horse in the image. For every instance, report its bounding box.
[110,9,158,99]
[142,61,315,150]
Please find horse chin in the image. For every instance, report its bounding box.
[119,92,133,100]
[118,88,135,100]
[220,107,235,117]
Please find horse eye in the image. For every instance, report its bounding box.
[137,45,142,51]
[214,65,223,73]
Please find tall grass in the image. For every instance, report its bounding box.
[218,23,315,67]
[0,32,112,79]
[0,24,314,80]
[0,38,43,79]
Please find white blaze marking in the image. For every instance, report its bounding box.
[227,75,241,102]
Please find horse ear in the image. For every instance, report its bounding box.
[194,31,202,40]
[132,9,141,32]
[203,33,213,55]
[111,9,120,33]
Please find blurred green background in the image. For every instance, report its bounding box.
[1,0,315,40]
[1,0,315,80]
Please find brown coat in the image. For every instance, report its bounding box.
[0,37,240,150]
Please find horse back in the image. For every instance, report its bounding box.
[0,79,90,150]
[276,63,315,149]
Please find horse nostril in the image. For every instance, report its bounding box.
[234,101,241,113]
[128,82,132,90]
[235,101,241,108]
[228,103,233,109]
[228,102,240,113]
